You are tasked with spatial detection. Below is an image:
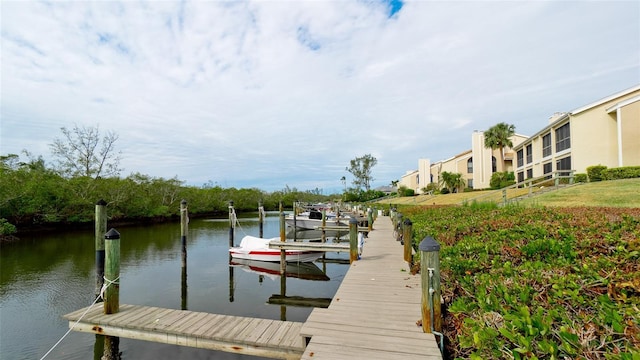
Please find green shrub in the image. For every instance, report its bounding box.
[574,173,587,183]
[0,218,17,235]
[403,188,415,196]
[602,166,640,180]
[490,171,515,189]
[587,165,607,182]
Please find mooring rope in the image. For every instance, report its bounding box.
[39,276,119,360]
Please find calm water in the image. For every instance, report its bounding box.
[0,212,350,360]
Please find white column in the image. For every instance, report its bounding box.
[617,108,623,167]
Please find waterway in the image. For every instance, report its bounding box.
[0,212,350,360]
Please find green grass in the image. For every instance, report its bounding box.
[379,178,640,208]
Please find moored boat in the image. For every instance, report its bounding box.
[285,209,349,230]
[229,235,323,262]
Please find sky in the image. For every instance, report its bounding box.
[1,0,639,194]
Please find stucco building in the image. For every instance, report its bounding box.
[399,85,640,193]
[513,85,640,182]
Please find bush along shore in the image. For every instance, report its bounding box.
[404,204,639,359]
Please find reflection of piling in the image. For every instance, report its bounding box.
[180,200,188,310]
[95,199,107,300]
[228,201,235,247]
[104,229,120,315]
[229,266,235,303]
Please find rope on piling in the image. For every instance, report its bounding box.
[39,276,119,360]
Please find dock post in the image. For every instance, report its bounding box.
[321,209,327,242]
[367,208,373,232]
[403,219,413,265]
[180,199,188,310]
[95,199,107,300]
[349,217,358,263]
[279,203,286,274]
[181,199,188,261]
[396,213,403,242]
[279,202,285,241]
[228,201,235,247]
[420,236,442,333]
[258,201,264,238]
[104,228,121,315]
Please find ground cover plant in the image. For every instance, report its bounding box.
[403,205,640,359]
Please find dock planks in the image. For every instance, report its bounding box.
[64,304,304,360]
[300,216,442,359]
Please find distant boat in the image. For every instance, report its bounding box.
[285,209,349,230]
[229,258,330,281]
[229,235,323,262]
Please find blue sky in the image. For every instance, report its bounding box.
[1,0,638,193]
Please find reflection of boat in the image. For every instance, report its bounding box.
[285,210,349,230]
[229,258,330,281]
[229,235,323,262]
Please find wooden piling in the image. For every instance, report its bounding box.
[403,218,413,265]
[279,203,286,275]
[420,236,442,333]
[367,208,373,232]
[180,199,188,310]
[228,201,235,247]
[95,199,107,300]
[104,228,120,315]
[349,217,358,263]
[258,201,264,238]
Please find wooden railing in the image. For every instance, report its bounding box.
[462,170,576,206]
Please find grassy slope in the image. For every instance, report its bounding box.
[379,178,640,208]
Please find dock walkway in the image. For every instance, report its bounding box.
[300,216,442,359]
[64,216,442,359]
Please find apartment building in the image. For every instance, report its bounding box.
[400,85,639,193]
[513,85,640,182]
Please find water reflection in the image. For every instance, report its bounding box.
[0,212,349,360]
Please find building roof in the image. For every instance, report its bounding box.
[571,84,640,115]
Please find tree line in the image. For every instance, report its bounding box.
[1,124,384,235]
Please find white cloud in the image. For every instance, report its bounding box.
[1,0,638,193]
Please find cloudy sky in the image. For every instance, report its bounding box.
[1,1,638,193]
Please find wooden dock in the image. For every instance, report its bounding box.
[64,216,442,359]
[300,216,442,359]
[64,304,305,359]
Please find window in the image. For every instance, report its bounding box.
[468,179,473,189]
[557,156,572,177]
[526,144,532,164]
[517,171,524,183]
[543,162,552,179]
[517,149,524,168]
[542,133,552,157]
[467,158,473,173]
[526,168,533,179]
[555,123,570,152]
[492,156,497,173]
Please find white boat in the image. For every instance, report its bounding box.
[229,235,324,262]
[285,210,349,230]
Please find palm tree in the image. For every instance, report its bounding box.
[340,176,346,193]
[484,122,515,172]
[439,171,465,193]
